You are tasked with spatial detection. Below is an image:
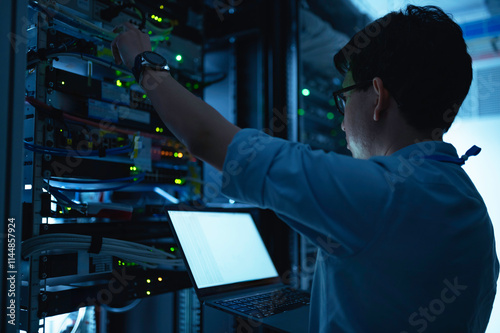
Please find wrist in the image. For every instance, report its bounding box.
[132,51,170,83]
[140,67,171,91]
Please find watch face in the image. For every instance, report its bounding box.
[143,51,167,66]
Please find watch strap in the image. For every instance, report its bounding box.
[132,52,170,83]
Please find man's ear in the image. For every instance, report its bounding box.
[372,77,390,121]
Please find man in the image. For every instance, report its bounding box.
[111,5,498,332]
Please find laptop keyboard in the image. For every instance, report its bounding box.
[214,287,310,319]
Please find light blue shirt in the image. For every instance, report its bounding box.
[221,129,499,332]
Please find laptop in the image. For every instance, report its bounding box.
[167,209,310,333]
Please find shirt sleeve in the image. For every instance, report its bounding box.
[221,128,393,257]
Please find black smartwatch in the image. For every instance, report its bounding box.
[132,51,170,83]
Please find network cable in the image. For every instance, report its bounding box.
[48,173,146,192]
[24,141,133,157]
[22,233,185,269]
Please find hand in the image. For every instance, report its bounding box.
[111,22,152,69]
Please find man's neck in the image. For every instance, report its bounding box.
[377,128,443,157]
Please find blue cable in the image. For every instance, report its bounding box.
[50,173,146,184]
[24,141,133,157]
[49,187,84,209]
[49,173,145,192]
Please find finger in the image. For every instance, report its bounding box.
[110,38,122,65]
[113,25,125,34]
[124,21,139,33]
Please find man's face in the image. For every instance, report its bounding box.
[341,72,376,159]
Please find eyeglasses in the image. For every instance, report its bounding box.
[332,80,373,115]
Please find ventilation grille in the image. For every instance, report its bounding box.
[477,65,500,116]
[460,58,500,118]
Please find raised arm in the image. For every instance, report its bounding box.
[111,22,241,170]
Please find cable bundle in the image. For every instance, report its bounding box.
[24,141,133,157]
[22,233,184,269]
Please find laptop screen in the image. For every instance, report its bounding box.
[168,211,279,289]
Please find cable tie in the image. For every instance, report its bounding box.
[88,235,103,254]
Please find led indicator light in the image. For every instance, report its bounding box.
[146,291,151,295]
[170,247,175,252]
[298,109,305,116]
[158,277,163,281]
[178,152,183,158]
[327,112,334,120]
[146,279,151,284]
[116,80,122,87]
[301,89,310,96]
[175,54,182,62]
[61,81,65,85]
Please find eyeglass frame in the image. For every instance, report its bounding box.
[332,80,373,115]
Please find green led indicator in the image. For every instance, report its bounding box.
[115,70,122,76]
[298,109,305,116]
[186,82,192,88]
[156,127,160,132]
[301,88,310,96]
[327,112,334,120]
[158,17,163,22]
[146,279,151,283]
[116,80,123,87]
[174,179,182,185]
[175,54,182,62]
[193,83,199,89]
[148,31,152,35]
[146,291,151,295]
[170,247,175,252]
[60,129,63,132]
[174,152,178,158]
[61,81,65,85]
[329,98,336,106]
[143,94,147,99]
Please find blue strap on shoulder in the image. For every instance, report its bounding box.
[423,145,481,165]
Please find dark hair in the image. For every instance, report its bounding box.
[334,5,472,133]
